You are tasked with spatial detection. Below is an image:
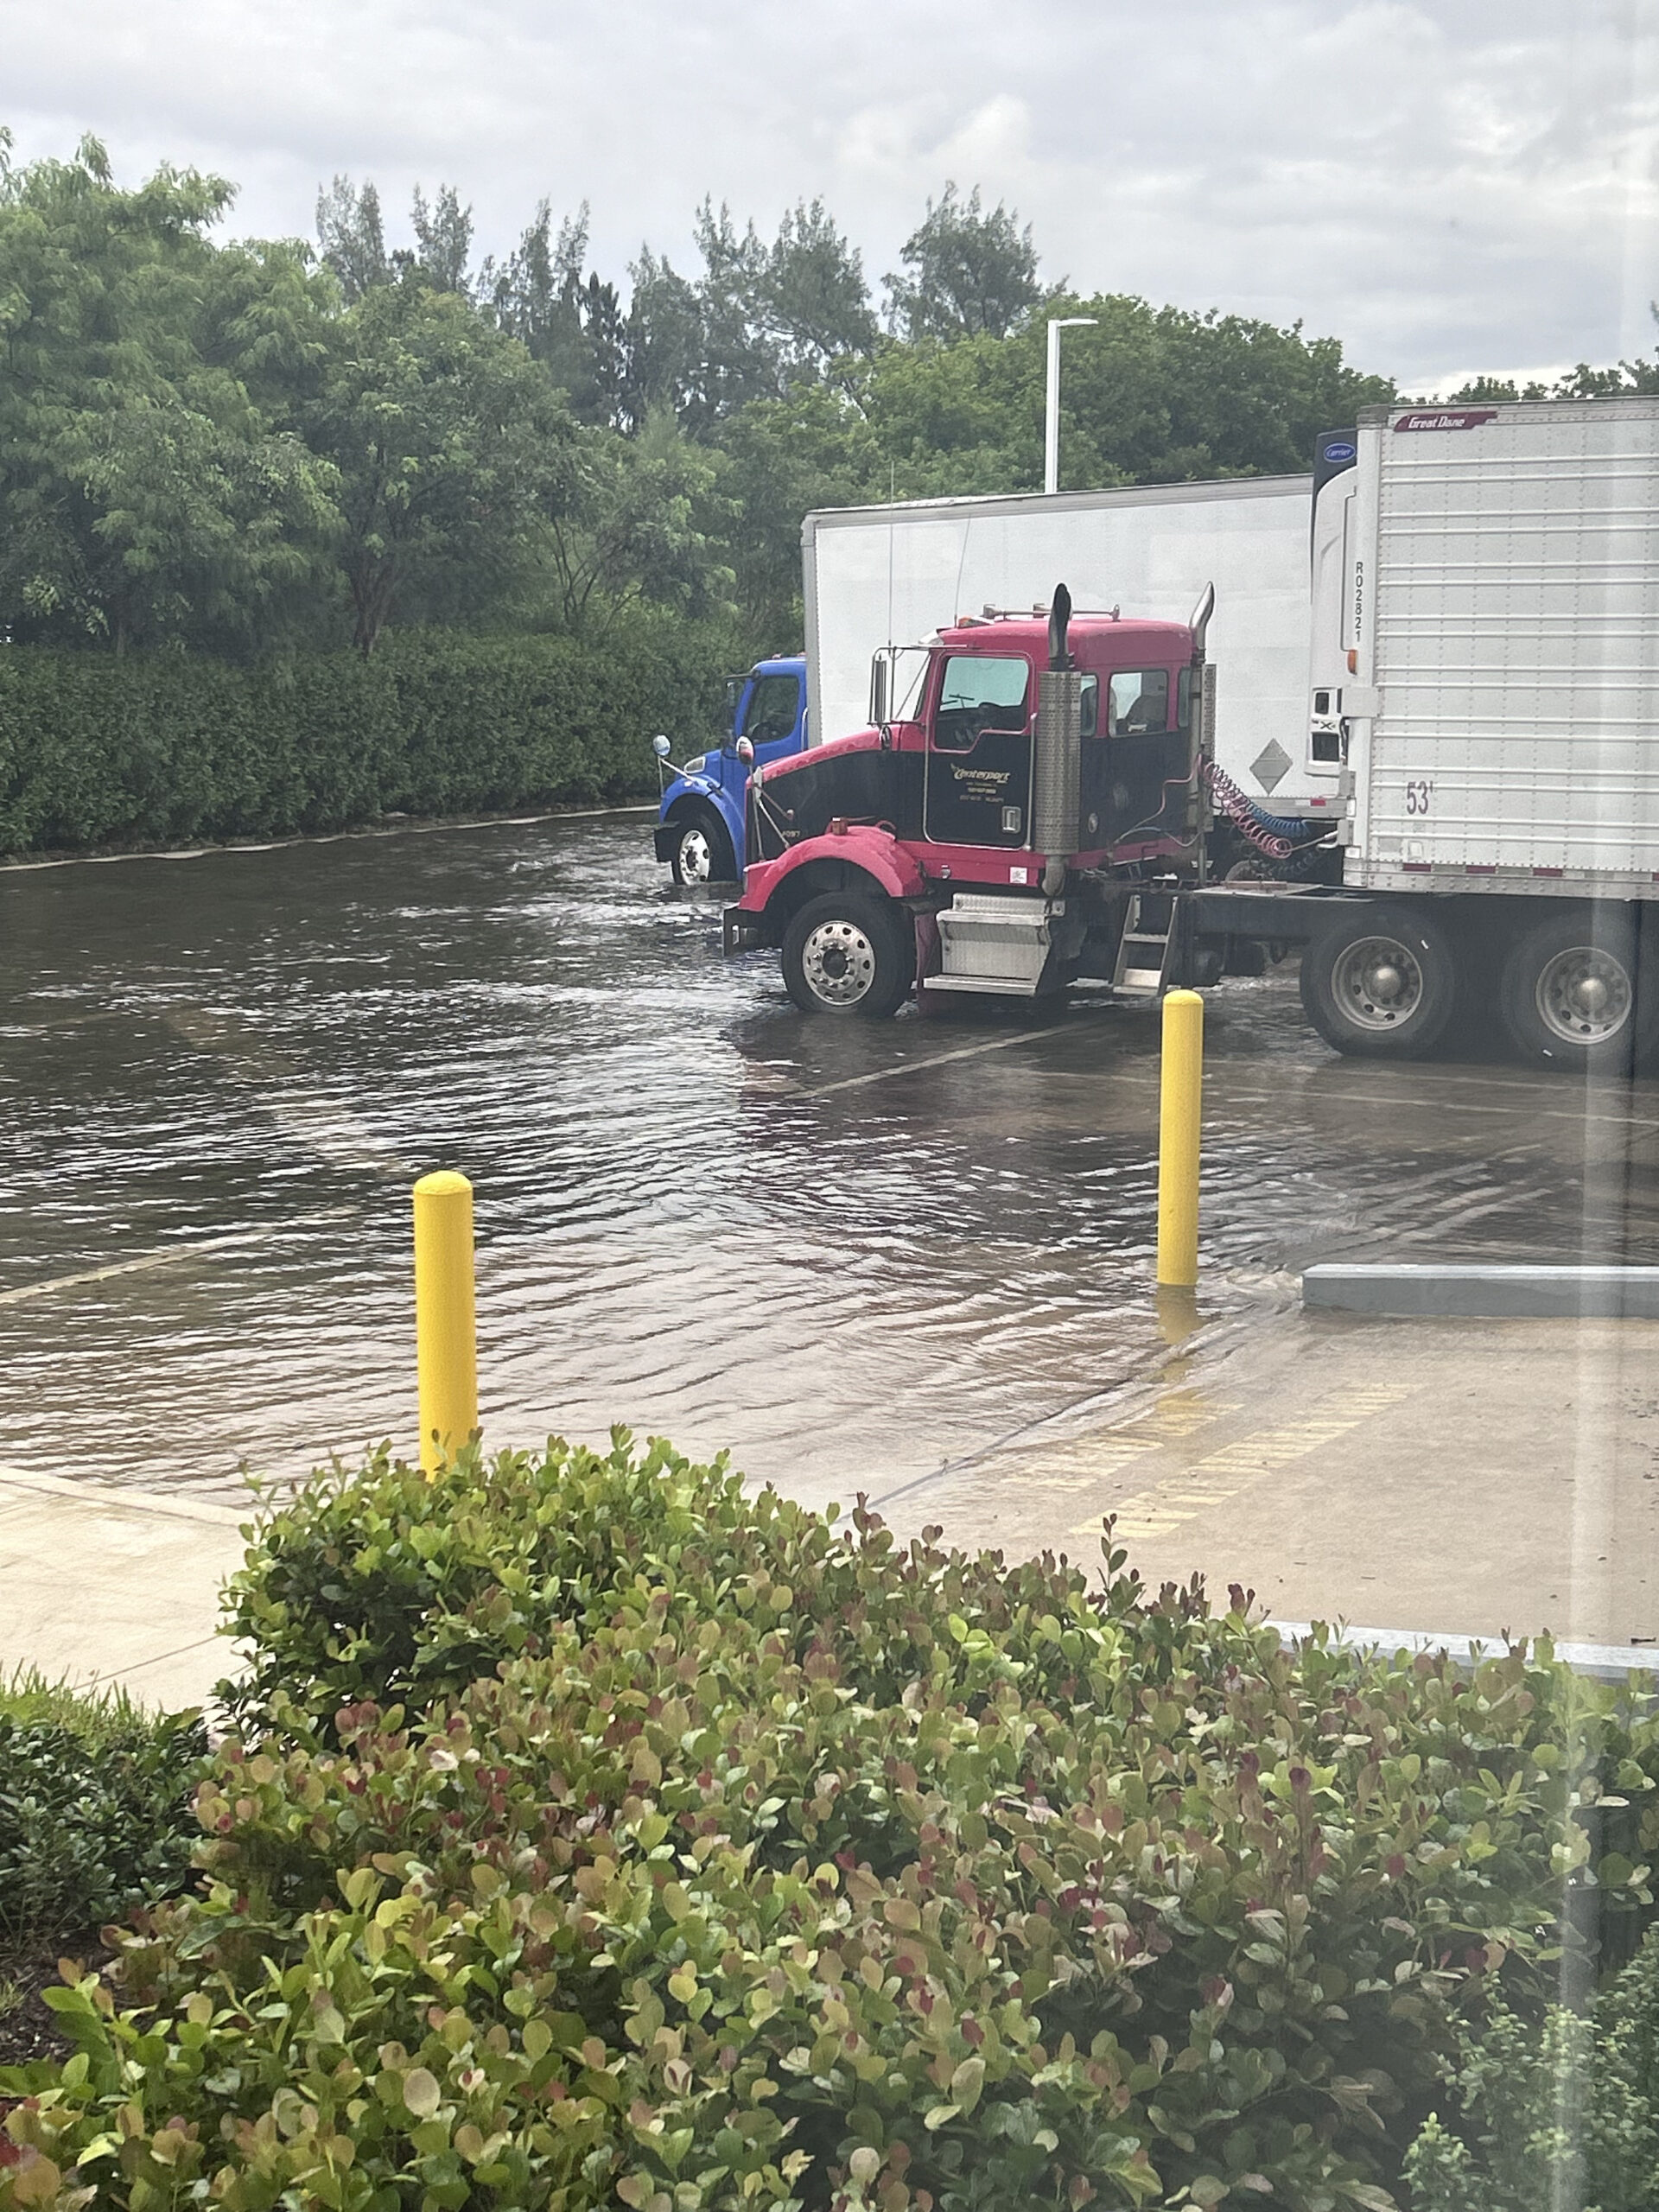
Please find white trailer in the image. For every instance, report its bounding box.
[800,478,1335,826]
[1259,394,1659,1070]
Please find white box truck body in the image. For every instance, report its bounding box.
[801,478,1331,819]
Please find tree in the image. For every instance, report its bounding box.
[315,175,389,303]
[410,182,474,296]
[623,245,705,426]
[0,137,340,653]
[764,198,877,378]
[540,407,732,636]
[483,198,586,350]
[622,198,877,435]
[1444,344,1659,404]
[484,200,626,426]
[303,271,574,652]
[714,382,880,640]
[883,182,1044,341]
[0,136,1416,666]
[688,198,779,422]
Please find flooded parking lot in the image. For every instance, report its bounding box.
[4,808,1659,1506]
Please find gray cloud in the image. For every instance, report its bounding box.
[6,0,1658,389]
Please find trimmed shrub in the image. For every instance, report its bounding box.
[4,1437,1659,2212]
[1404,1923,1659,2211]
[0,1676,207,1949]
[0,620,740,855]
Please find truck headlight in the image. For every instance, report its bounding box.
[683,754,706,775]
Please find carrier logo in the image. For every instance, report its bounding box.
[1393,409,1498,433]
[1322,440,1356,461]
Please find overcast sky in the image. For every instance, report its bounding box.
[6,0,1658,392]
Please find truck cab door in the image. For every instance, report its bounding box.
[1078,664,1188,851]
[922,652,1034,848]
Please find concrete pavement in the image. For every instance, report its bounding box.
[0,1465,245,1708]
[882,1302,1659,1650]
[3,1301,1658,1704]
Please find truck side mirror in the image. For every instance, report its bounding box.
[652,734,671,758]
[734,736,754,766]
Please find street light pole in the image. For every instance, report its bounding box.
[1045,316,1097,495]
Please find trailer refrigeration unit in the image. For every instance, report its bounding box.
[725,398,1659,1075]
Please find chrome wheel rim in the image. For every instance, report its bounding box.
[801,918,877,1006]
[677,827,714,883]
[1332,934,1424,1031]
[1535,944,1632,1046]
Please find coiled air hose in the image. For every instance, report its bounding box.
[1202,759,1320,861]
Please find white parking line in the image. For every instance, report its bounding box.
[0,1208,356,1305]
[801,1016,1111,1098]
[797,1020,1659,1125]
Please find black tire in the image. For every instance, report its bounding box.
[1299,903,1459,1059]
[669,810,735,887]
[1498,907,1656,1073]
[781,892,914,1018]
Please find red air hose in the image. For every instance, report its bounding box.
[1202,758,1295,861]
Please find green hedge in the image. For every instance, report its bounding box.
[0,621,740,855]
[1405,1929,1659,2212]
[0,1695,207,1951]
[5,1435,1659,2212]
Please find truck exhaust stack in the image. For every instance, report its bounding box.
[1033,582,1084,892]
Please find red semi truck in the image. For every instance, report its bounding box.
[722,585,1236,1017]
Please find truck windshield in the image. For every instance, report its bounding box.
[741,674,800,746]
[934,655,1030,752]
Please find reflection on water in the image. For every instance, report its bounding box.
[2,814,1656,1499]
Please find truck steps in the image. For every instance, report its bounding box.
[933,893,1052,995]
[1113,895,1174,999]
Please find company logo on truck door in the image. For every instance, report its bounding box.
[1392,409,1499,433]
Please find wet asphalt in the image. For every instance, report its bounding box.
[3,810,1656,1500]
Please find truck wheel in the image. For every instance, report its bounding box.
[670,811,735,886]
[1499,910,1652,1073]
[1300,905,1458,1058]
[781,893,914,1018]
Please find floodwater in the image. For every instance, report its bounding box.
[3,810,1658,1506]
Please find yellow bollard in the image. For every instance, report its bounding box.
[413,1170,477,1474]
[1156,990,1204,1289]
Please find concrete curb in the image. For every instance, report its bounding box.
[1303,1262,1659,1319]
[0,803,658,874]
[1272,1619,1656,1685]
[0,1462,247,1528]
